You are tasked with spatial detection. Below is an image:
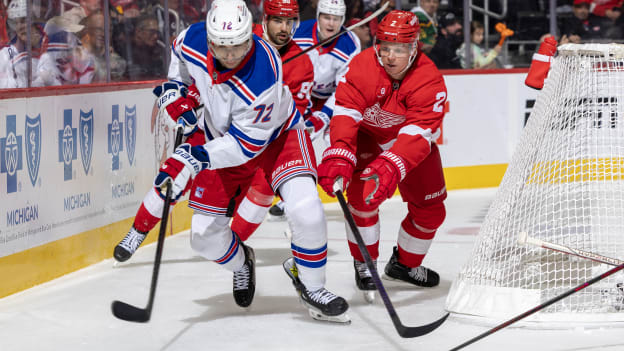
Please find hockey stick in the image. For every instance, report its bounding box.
[518,231,624,266]
[450,261,624,350]
[283,1,389,65]
[111,123,184,323]
[333,180,448,338]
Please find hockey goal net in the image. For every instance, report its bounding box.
[446,43,624,324]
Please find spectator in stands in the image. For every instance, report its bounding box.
[410,0,440,54]
[456,20,512,69]
[79,11,127,82]
[346,0,366,22]
[560,0,609,42]
[428,11,463,69]
[299,0,319,21]
[347,17,371,49]
[0,0,47,88]
[119,14,166,80]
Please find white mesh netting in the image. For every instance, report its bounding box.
[446,44,624,324]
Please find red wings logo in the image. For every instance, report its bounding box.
[362,103,405,128]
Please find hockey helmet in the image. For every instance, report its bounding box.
[262,0,300,45]
[376,10,419,45]
[205,0,253,46]
[316,0,346,23]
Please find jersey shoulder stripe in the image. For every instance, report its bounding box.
[229,35,280,103]
[333,30,359,55]
[179,22,209,73]
[228,123,266,158]
[293,19,316,41]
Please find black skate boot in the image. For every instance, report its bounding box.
[283,257,350,323]
[114,226,147,262]
[383,246,440,287]
[268,200,285,219]
[233,243,256,307]
[354,259,376,303]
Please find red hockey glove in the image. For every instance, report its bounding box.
[154,143,210,200]
[360,152,405,208]
[525,36,558,90]
[153,82,199,136]
[317,145,357,196]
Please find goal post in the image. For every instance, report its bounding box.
[446,43,624,324]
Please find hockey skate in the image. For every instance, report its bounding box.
[114,226,147,263]
[233,243,256,307]
[268,200,286,221]
[383,246,440,287]
[282,257,350,323]
[354,259,377,303]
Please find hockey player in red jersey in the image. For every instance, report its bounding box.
[317,10,448,298]
[230,0,315,242]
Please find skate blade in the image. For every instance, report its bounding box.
[363,290,375,304]
[308,308,351,324]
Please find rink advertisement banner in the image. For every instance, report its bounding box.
[0,88,158,258]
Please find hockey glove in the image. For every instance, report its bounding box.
[153,82,199,136]
[304,111,330,141]
[360,152,405,208]
[525,36,558,90]
[154,143,210,200]
[317,144,357,197]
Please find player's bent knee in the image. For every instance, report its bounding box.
[189,213,230,256]
[407,202,446,230]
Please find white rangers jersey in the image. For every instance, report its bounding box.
[169,22,303,169]
[0,41,41,88]
[293,19,360,115]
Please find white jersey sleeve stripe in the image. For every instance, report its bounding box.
[333,105,362,123]
[398,124,438,145]
[228,123,267,158]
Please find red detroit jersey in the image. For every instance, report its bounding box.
[331,47,448,172]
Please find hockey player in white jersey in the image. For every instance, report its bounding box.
[292,0,360,143]
[114,0,349,322]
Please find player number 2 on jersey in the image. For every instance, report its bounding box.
[253,103,274,123]
[433,92,447,113]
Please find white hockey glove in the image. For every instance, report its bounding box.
[304,111,330,141]
[154,144,210,199]
[153,82,200,136]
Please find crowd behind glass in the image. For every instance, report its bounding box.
[0,0,620,89]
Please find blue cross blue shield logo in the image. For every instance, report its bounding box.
[79,109,94,175]
[1,115,23,193]
[25,114,41,187]
[108,105,124,170]
[125,105,136,166]
[57,109,77,181]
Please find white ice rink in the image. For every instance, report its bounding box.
[1,188,623,351]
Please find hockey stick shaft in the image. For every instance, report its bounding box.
[450,261,624,350]
[111,123,184,323]
[518,231,624,266]
[333,180,448,338]
[283,2,389,65]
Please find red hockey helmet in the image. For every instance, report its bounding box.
[376,10,419,45]
[262,0,300,46]
[264,0,299,18]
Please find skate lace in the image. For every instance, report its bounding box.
[409,266,428,282]
[355,260,375,278]
[119,229,145,252]
[308,288,338,305]
[233,265,250,291]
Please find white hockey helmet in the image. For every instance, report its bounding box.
[7,0,27,19]
[316,0,346,18]
[205,0,253,46]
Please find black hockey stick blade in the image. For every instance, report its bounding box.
[397,313,449,338]
[111,300,151,323]
[333,181,447,338]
